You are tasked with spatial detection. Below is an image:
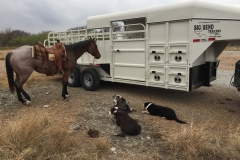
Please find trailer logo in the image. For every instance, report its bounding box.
[193,22,221,42]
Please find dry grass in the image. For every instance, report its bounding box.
[225,46,240,51]
[0,109,112,160]
[1,108,240,159]
[0,49,12,60]
[0,111,77,160]
[167,121,240,160]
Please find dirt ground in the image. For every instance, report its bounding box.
[0,50,240,159]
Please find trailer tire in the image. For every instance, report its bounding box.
[68,67,81,87]
[81,68,100,91]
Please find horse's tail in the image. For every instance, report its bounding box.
[5,52,15,94]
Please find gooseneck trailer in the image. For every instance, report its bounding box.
[44,1,240,92]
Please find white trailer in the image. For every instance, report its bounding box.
[44,1,240,91]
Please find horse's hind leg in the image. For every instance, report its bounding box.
[15,74,31,105]
[15,83,25,104]
[62,72,70,100]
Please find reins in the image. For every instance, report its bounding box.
[66,57,77,64]
[66,57,96,65]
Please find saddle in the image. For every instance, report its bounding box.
[34,41,66,76]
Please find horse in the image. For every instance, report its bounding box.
[5,37,101,105]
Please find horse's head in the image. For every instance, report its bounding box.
[87,37,101,59]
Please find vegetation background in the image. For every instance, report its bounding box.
[0,28,49,49]
[1,27,240,49]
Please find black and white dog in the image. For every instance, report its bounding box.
[109,107,141,137]
[113,95,132,112]
[143,102,187,124]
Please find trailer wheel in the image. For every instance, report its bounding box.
[68,67,81,87]
[81,68,100,91]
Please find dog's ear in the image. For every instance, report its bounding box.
[116,95,120,100]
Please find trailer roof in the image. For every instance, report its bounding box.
[87,1,240,29]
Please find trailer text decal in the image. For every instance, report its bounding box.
[193,21,221,42]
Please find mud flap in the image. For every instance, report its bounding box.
[232,60,240,91]
[189,60,219,91]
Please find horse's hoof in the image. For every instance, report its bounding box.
[65,94,70,98]
[23,100,31,106]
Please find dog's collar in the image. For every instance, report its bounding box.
[146,103,153,110]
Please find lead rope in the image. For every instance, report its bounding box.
[93,57,96,65]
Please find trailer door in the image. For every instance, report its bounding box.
[112,23,146,82]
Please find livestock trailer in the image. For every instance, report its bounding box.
[44,1,240,91]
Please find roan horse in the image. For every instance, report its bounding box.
[5,37,101,105]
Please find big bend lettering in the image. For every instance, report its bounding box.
[203,24,214,30]
[194,24,215,31]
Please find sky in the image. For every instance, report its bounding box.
[0,0,240,34]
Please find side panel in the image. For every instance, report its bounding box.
[189,20,240,67]
[112,22,146,82]
[148,23,166,43]
[147,20,190,91]
[113,40,146,81]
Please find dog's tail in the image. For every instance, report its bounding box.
[175,118,187,124]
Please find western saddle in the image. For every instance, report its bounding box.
[35,40,65,75]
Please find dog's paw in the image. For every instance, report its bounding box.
[142,111,149,114]
[131,108,137,112]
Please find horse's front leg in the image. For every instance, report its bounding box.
[62,72,70,100]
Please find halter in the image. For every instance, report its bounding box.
[89,41,101,59]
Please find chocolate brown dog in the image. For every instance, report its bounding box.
[109,107,141,137]
[113,95,132,112]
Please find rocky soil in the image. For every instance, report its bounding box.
[0,51,240,159]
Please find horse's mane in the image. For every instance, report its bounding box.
[64,40,90,52]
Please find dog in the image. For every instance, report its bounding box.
[143,102,187,124]
[113,95,132,112]
[109,107,141,137]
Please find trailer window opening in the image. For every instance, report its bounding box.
[112,18,146,40]
[87,28,110,41]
